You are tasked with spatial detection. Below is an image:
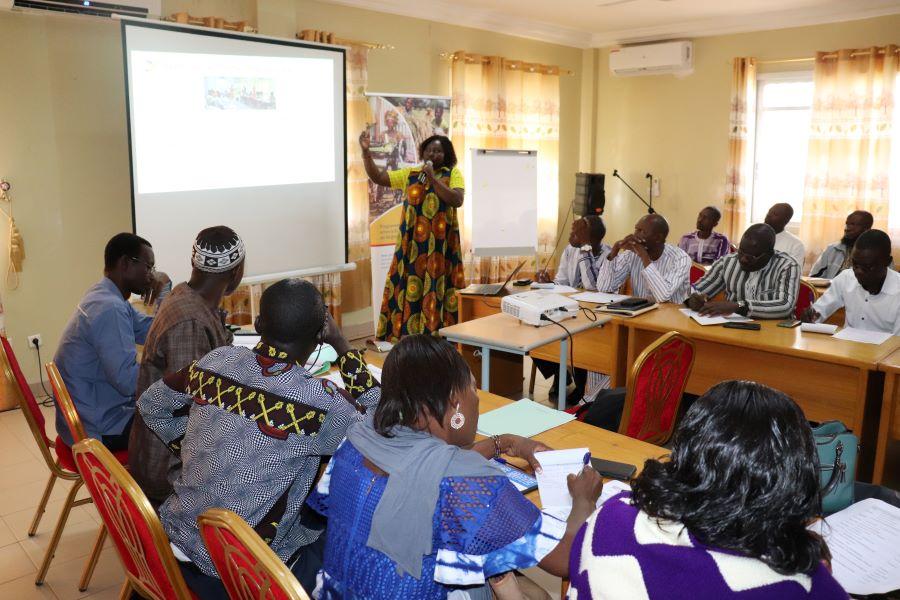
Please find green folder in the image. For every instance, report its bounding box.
[477,399,575,438]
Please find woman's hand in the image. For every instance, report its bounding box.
[499,434,551,473]
[359,130,371,153]
[567,465,603,507]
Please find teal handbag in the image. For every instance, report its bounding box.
[813,421,857,514]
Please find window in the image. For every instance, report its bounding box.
[751,72,814,225]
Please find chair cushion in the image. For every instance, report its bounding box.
[55,436,128,472]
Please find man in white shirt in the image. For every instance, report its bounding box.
[595,213,692,304]
[764,203,806,269]
[802,229,900,335]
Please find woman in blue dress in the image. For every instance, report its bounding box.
[307,335,603,599]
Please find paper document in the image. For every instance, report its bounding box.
[833,327,893,345]
[808,499,900,595]
[531,283,578,294]
[233,334,261,349]
[679,308,753,326]
[543,471,632,521]
[535,448,590,514]
[570,291,631,304]
[476,399,575,439]
[800,323,838,335]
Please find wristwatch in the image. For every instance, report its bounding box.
[736,300,749,316]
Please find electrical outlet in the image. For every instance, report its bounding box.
[27,334,42,349]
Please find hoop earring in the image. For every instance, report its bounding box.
[450,404,465,430]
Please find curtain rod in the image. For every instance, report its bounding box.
[440,51,573,76]
[759,47,900,65]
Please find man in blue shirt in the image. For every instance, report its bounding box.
[54,232,170,449]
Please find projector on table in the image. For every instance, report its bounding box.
[501,291,579,327]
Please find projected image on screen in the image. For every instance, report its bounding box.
[204,76,277,110]
[130,51,335,194]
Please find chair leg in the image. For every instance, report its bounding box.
[118,580,134,600]
[28,473,59,537]
[35,479,83,585]
[528,361,537,395]
[78,524,107,592]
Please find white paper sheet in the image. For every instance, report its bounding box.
[570,291,631,304]
[809,499,900,595]
[543,479,632,521]
[232,334,261,349]
[678,308,754,326]
[833,327,893,345]
[530,283,578,294]
[800,323,838,335]
[535,448,590,513]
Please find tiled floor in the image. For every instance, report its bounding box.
[0,358,565,600]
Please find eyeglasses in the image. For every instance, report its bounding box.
[737,248,769,262]
[128,256,156,273]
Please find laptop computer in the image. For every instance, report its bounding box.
[459,261,526,296]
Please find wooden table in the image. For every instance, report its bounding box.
[439,312,610,409]
[875,349,900,485]
[623,304,900,481]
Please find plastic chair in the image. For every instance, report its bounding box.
[72,438,196,600]
[689,262,707,285]
[198,508,312,600]
[795,279,817,321]
[0,337,104,589]
[619,331,695,445]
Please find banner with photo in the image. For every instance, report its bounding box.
[365,93,451,325]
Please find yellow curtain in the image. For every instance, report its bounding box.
[224,33,370,324]
[722,57,757,242]
[450,52,561,283]
[801,46,899,265]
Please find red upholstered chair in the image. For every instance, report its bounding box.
[0,336,105,589]
[795,279,817,321]
[72,438,196,600]
[619,332,695,445]
[198,508,312,600]
[689,262,707,285]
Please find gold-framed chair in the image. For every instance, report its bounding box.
[198,508,311,600]
[618,331,696,445]
[0,337,104,589]
[72,438,196,600]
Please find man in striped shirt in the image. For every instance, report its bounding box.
[595,214,692,304]
[686,224,800,319]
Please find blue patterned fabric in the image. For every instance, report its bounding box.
[307,442,565,599]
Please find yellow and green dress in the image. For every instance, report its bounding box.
[377,165,465,342]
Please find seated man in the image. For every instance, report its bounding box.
[535,215,609,399]
[809,210,873,279]
[686,224,799,319]
[54,232,170,449]
[678,206,731,265]
[138,279,380,596]
[803,229,899,335]
[129,226,246,506]
[595,213,692,304]
[765,202,805,268]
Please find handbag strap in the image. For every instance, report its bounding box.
[820,440,845,497]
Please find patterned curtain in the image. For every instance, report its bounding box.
[721,57,757,242]
[223,33,370,325]
[801,46,899,264]
[450,52,561,283]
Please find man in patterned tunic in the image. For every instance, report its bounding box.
[138,278,380,597]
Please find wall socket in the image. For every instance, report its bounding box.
[27,334,42,349]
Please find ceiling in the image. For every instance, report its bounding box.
[320,0,900,48]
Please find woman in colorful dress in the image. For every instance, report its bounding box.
[567,380,848,600]
[360,131,466,342]
[308,334,603,599]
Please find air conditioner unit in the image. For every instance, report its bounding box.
[8,0,158,19]
[609,41,692,77]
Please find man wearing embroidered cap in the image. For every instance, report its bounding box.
[129,225,247,505]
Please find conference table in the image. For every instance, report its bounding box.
[875,349,900,485]
[455,291,900,482]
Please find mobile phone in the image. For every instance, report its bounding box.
[493,459,538,493]
[723,322,761,331]
[777,319,801,328]
[590,457,637,481]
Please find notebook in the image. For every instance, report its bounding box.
[476,399,574,438]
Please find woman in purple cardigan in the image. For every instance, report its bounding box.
[568,380,848,599]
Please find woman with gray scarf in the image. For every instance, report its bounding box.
[307,334,603,599]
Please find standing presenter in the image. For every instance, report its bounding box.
[361,132,466,342]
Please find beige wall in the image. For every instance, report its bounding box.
[592,14,900,244]
[0,3,584,383]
